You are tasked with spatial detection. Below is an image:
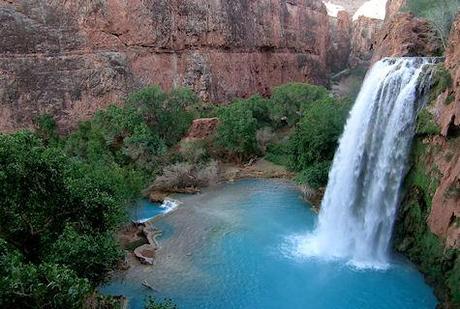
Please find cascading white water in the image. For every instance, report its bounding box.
[292,57,438,268]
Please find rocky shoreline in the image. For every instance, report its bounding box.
[119,158,303,267]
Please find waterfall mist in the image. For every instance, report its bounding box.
[291,57,439,268]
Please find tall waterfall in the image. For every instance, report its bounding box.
[293,58,438,268]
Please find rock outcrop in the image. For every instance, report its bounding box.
[442,15,460,137]
[385,0,407,21]
[427,15,460,249]
[371,8,459,305]
[349,16,383,67]
[0,0,331,131]
[327,10,352,73]
[185,118,219,140]
[371,12,442,63]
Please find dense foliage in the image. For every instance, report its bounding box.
[0,86,200,308]
[215,83,350,188]
[214,83,351,188]
[0,132,123,308]
[216,99,260,161]
[288,97,351,188]
[0,82,352,307]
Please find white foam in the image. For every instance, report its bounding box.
[283,58,438,270]
[160,198,181,213]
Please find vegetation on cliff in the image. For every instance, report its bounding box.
[405,0,460,49]
[394,64,460,306]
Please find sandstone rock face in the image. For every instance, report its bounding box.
[371,13,442,63]
[185,118,219,140]
[443,15,460,136]
[385,0,406,21]
[427,15,460,249]
[327,10,352,73]
[370,8,459,249]
[0,0,330,131]
[349,16,383,67]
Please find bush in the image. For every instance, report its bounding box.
[0,131,128,306]
[152,160,218,191]
[295,161,332,189]
[288,98,350,172]
[216,101,259,161]
[269,83,331,127]
[34,114,59,144]
[416,109,440,136]
[0,239,92,309]
[45,226,124,284]
[128,86,197,145]
[265,142,291,166]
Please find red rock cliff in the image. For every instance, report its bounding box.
[427,14,460,249]
[371,12,441,63]
[0,0,330,131]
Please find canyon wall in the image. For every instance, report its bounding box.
[372,7,459,305]
[0,0,330,131]
[371,12,441,63]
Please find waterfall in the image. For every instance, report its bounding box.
[293,57,439,268]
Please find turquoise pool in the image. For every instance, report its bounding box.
[102,179,437,309]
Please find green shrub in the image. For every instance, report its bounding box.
[0,131,130,308]
[416,108,440,135]
[265,142,291,166]
[34,114,59,144]
[295,161,332,189]
[0,132,127,256]
[128,86,197,145]
[216,101,259,161]
[45,226,124,284]
[288,98,350,172]
[269,83,331,127]
[0,239,92,309]
[432,65,453,99]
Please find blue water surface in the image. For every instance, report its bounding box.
[102,179,437,309]
[129,199,163,222]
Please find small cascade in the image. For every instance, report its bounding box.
[160,198,181,213]
[294,57,439,268]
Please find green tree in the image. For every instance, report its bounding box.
[0,132,126,261]
[34,114,59,145]
[128,86,197,145]
[216,101,258,161]
[288,98,351,187]
[269,83,331,127]
[0,239,91,309]
[45,226,123,284]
